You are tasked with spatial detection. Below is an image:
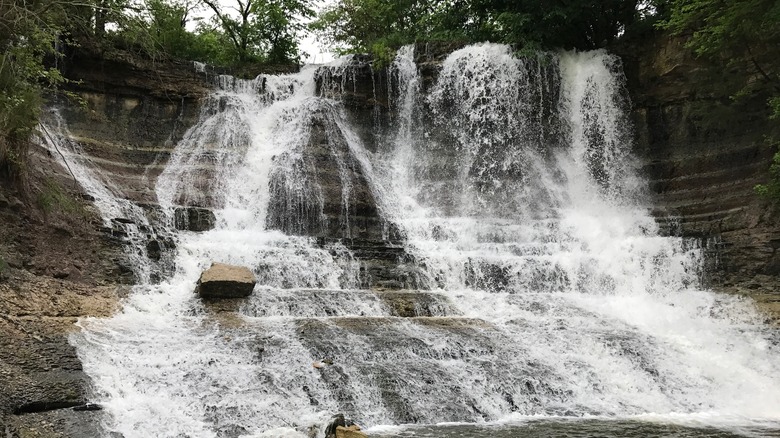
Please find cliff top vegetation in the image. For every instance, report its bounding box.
[1,0,779,192]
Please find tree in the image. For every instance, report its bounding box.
[312,0,648,57]
[200,0,313,64]
[95,0,132,36]
[311,0,438,55]
[0,0,69,181]
[660,0,780,116]
[143,0,201,57]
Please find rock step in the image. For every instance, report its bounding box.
[206,289,461,318]
[647,160,765,193]
[296,316,493,332]
[317,237,423,290]
[652,180,760,208]
[642,144,766,179]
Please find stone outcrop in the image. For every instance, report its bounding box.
[0,153,122,436]
[174,206,217,232]
[196,263,257,298]
[324,413,348,438]
[325,413,366,438]
[614,31,780,312]
[265,104,387,242]
[55,46,212,206]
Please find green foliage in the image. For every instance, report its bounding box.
[659,0,780,111]
[660,1,780,199]
[755,145,780,199]
[311,0,436,54]
[0,0,71,181]
[661,0,780,56]
[311,0,654,57]
[35,178,82,217]
[201,0,313,65]
[771,96,780,120]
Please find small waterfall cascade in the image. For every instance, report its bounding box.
[45,44,780,437]
[38,110,159,283]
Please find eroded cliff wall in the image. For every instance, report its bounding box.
[56,47,212,204]
[0,47,212,437]
[616,32,780,312]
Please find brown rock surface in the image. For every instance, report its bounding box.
[336,425,367,438]
[0,101,126,435]
[0,188,121,434]
[196,263,257,298]
[54,45,211,206]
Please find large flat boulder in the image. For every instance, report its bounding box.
[195,263,256,298]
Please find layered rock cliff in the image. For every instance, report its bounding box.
[0,47,212,437]
[616,32,780,318]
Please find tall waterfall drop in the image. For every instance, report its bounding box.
[44,44,780,437]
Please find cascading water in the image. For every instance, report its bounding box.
[366,45,780,429]
[47,43,780,437]
[38,111,159,283]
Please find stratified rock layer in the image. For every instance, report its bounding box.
[616,32,780,310]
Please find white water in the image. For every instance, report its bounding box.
[361,44,780,427]
[45,44,780,437]
[38,111,156,283]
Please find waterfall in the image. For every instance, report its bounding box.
[366,44,780,426]
[42,44,780,437]
[38,110,159,284]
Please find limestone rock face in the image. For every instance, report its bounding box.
[195,263,256,298]
[615,32,780,299]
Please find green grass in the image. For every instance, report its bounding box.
[35,178,84,217]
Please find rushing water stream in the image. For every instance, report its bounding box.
[41,44,780,437]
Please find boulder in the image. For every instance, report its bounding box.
[335,426,366,438]
[325,414,365,438]
[174,207,216,232]
[195,263,256,298]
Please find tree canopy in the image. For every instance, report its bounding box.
[0,0,71,180]
[311,0,655,58]
[0,0,313,181]
[200,0,313,64]
[659,0,780,118]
